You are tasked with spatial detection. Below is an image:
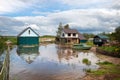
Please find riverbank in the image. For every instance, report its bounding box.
[82,47,120,80]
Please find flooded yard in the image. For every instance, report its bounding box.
[9,44,100,80]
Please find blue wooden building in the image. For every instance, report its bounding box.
[93,35,109,46]
[17,27,39,45]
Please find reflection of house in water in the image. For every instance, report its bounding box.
[17,46,39,64]
[57,48,78,62]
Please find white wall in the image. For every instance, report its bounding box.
[61,31,78,38]
[20,28,38,37]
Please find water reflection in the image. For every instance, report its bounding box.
[10,44,99,80]
[57,48,78,62]
[57,47,98,68]
[17,46,39,64]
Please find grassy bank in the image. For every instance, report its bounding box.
[0,36,16,53]
[96,46,120,58]
[40,35,55,43]
[5,36,17,45]
[100,46,120,53]
[85,61,120,80]
[86,41,94,46]
[0,37,7,53]
[40,35,55,38]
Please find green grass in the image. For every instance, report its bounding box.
[82,58,91,65]
[0,37,7,53]
[40,35,55,38]
[86,41,94,46]
[87,61,120,77]
[6,37,17,44]
[97,61,113,65]
[100,46,120,53]
[85,69,92,72]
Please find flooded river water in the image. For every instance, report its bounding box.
[9,44,100,80]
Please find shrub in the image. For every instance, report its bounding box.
[82,58,91,65]
[85,69,91,72]
[97,61,113,65]
[100,46,120,53]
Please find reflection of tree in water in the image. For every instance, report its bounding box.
[17,46,40,64]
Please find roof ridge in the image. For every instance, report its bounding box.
[17,27,39,37]
[63,28,78,33]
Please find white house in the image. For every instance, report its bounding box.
[60,28,86,44]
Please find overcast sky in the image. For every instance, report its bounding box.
[0,0,120,36]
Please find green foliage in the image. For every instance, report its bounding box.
[100,46,120,53]
[40,35,55,38]
[87,61,120,77]
[86,41,94,46]
[90,70,107,75]
[6,36,17,44]
[82,58,91,65]
[111,26,120,42]
[97,61,113,65]
[0,37,7,53]
[64,24,69,29]
[82,33,94,39]
[0,36,17,54]
[85,69,92,72]
[56,22,63,37]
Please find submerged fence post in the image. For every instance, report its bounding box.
[6,45,10,80]
[0,40,11,80]
[5,40,11,80]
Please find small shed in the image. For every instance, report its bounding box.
[17,27,39,45]
[93,35,109,46]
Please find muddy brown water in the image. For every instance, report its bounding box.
[9,44,100,80]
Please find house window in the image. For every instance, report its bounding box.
[73,33,76,36]
[68,33,71,36]
[62,33,64,37]
[28,30,30,34]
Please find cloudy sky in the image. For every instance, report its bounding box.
[0,0,120,36]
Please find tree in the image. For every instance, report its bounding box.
[112,26,120,42]
[64,24,69,29]
[82,33,94,39]
[56,22,63,37]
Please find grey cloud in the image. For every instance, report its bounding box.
[0,16,25,36]
[110,0,120,9]
[0,8,120,36]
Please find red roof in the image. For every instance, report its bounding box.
[63,29,78,33]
